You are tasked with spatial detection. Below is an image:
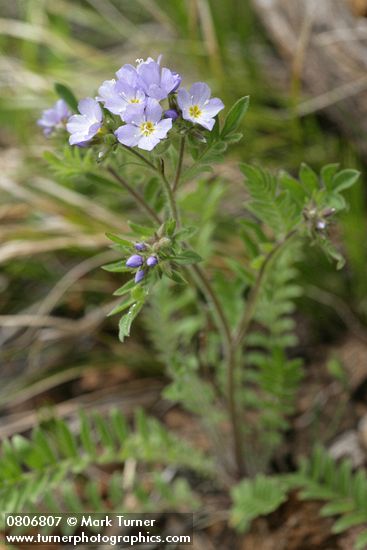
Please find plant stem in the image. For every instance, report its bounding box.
[159,165,181,228]
[233,230,297,347]
[173,135,185,192]
[224,231,298,477]
[121,144,158,172]
[191,264,231,344]
[168,141,245,476]
[107,167,162,225]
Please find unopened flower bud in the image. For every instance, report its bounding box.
[134,242,146,251]
[147,255,158,267]
[171,73,182,92]
[153,237,171,251]
[126,254,143,268]
[322,208,336,218]
[164,109,179,121]
[135,270,145,283]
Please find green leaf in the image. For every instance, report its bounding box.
[221,96,250,138]
[107,298,135,317]
[54,83,78,112]
[224,132,243,144]
[118,300,145,341]
[166,269,188,285]
[299,163,319,196]
[321,163,340,190]
[169,250,203,265]
[320,500,354,517]
[355,530,367,550]
[102,260,130,273]
[174,226,198,241]
[162,218,176,237]
[231,475,288,533]
[332,169,360,193]
[113,279,136,296]
[278,170,306,206]
[105,233,131,247]
[332,512,367,534]
[128,221,156,237]
[319,238,345,270]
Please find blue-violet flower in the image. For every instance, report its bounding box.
[177,82,224,131]
[136,57,181,101]
[37,99,71,136]
[97,79,145,117]
[67,98,103,146]
[115,98,172,151]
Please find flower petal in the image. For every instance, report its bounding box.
[154,118,172,138]
[122,104,145,124]
[196,116,215,131]
[202,97,224,117]
[145,98,162,124]
[78,98,102,121]
[189,82,211,106]
[115,124,141,147]
[177,88,191,110]
[66,114,87,134]
[137,134,161,151]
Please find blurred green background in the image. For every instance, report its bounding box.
[0,0,366,402]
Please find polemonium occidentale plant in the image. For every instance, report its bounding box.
[40,54,359,481]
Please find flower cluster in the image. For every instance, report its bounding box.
[39,56,224,151]
[126,242,159,283]
[37,99,71,136]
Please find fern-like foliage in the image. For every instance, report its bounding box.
[238,242,304,471]
[291,446,367,550]
[21,473,199,536]
[231,447,367,550]
[241,163,301,236]
[230,474,289,532]
[0,408,212,516]
[44,146,96,180]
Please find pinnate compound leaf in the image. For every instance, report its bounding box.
[231,475,288,533]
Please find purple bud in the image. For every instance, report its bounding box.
[135,270,145,283]
[171,73,182,92]
[164,109,179,121]
[134,242,146,251]
[147,255,158,267]
[126,254,143,268]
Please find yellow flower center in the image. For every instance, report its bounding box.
[130,98,140,103]
[140,121,155,136]
[189,105,202,119]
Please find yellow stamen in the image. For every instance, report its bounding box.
[130,98,140,103]
[140,121,155,136]
[189,105,202,119]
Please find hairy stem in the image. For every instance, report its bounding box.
[167,140,245,477]
[173,135,185,192]
[224,230,298,476]
[159,164,181,228]
[233,230,297,347]
[108,167,162,225]
[121,144,158,172]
